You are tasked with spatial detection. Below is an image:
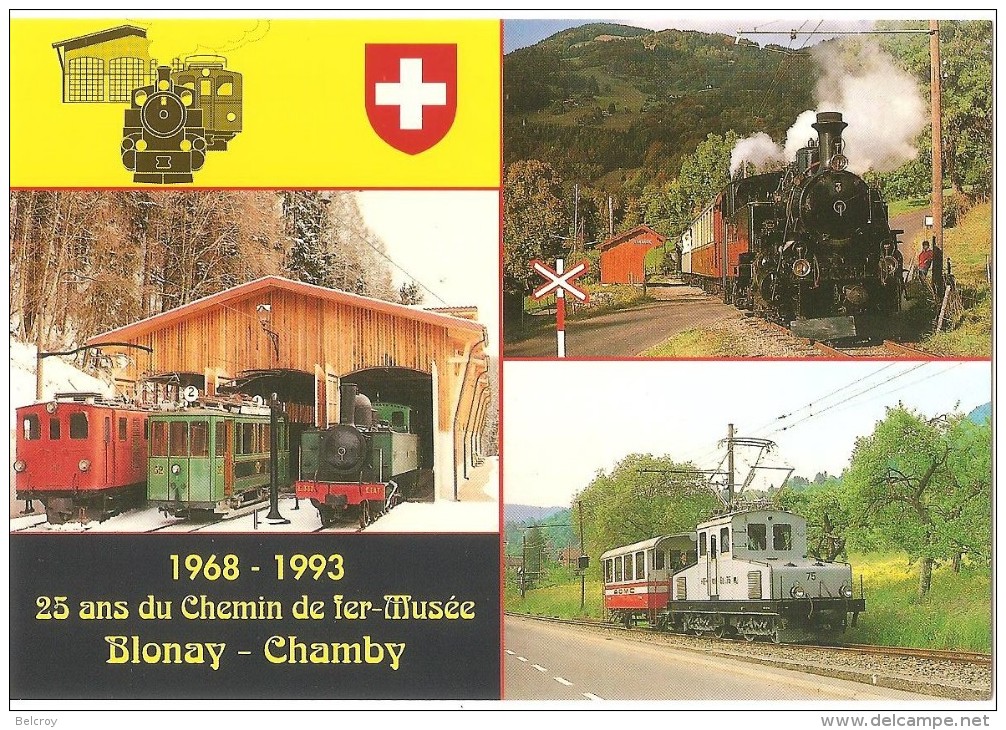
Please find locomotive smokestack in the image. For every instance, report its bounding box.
[812,112,847,166]
[339,383,359,425]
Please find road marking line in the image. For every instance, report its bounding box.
[554,676,573,686]
[583,693,603,701]
[532,664,547,673]
[517,656,528,662]
[505,650,515,655]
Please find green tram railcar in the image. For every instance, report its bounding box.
[147,407,290,516]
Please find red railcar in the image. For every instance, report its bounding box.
[601,535,694,626]
[13,394,149,523]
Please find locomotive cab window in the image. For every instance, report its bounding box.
[69,412,89,440]
[615,558,623,582]
[49,418,61,440]
[720,526,730,553]
[118,417,128,441]
[747,523,767,551]
[634,552,645,580]
[773,523,792,551]
[150,421,167,456]
[169,422,189,457]
[699,532,707,557]
[23,414,40,441]
[604,559,613,584]
[654,550,665,571]
[216,77,234,96]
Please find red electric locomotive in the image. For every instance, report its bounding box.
[13,393,149,523]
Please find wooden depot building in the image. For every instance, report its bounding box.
[598,224,667,284]
[85,276,492,502]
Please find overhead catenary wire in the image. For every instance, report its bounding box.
[762,362,932,436]
[740,361,903,438]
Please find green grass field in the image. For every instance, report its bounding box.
[642,328,735,357]
[923,201,991,357]
[505,553,991,652]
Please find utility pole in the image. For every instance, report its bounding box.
[929,19,944,255]
[572,184,579,251]
[726,423,736,505]
[520,531,527,599]
[578,500,586,612]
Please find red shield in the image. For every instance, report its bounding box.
[365,44,458,155]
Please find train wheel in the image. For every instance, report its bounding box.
[359,500,372,528]
[43,498,74,525]
[318,507,336,528]
[713,625,726,639]
[742,633,757,642]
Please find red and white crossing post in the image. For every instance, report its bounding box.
[530,258,589,358]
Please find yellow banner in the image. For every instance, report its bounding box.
[10,19,501,188]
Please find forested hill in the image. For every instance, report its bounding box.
[504,23,815,189]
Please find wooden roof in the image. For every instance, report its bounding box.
[85,276,485,347]
[598,224,666,252]
[52,25,148,51]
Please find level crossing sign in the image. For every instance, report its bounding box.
[529,258,589,357]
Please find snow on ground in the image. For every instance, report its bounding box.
[370,457,499,533]
[14,458,500,534]
[366,500,498,533]
[85,508,184,533]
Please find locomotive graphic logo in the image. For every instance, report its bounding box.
[52,25,242,184]
[365,43,457,155]
[121,57,243,184]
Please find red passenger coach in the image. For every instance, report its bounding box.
[13,394,149,523]
[601,534,697,626]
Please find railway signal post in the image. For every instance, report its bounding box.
[530,258,589,358]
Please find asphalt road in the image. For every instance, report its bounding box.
[505,286,733,358]
[503,615,934,701]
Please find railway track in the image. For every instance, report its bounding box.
[506,613,991,666]
[757,320,935,359]
[827,643,991,666]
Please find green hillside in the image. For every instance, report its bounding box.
[504,24,815,188]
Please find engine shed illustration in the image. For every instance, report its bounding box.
[52,25,152,103]
[52,25,243,183]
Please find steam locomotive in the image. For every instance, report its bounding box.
[602,506,865,643]
[681,112,903,340]
[295,384,422,528]
[121,57,242,183]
